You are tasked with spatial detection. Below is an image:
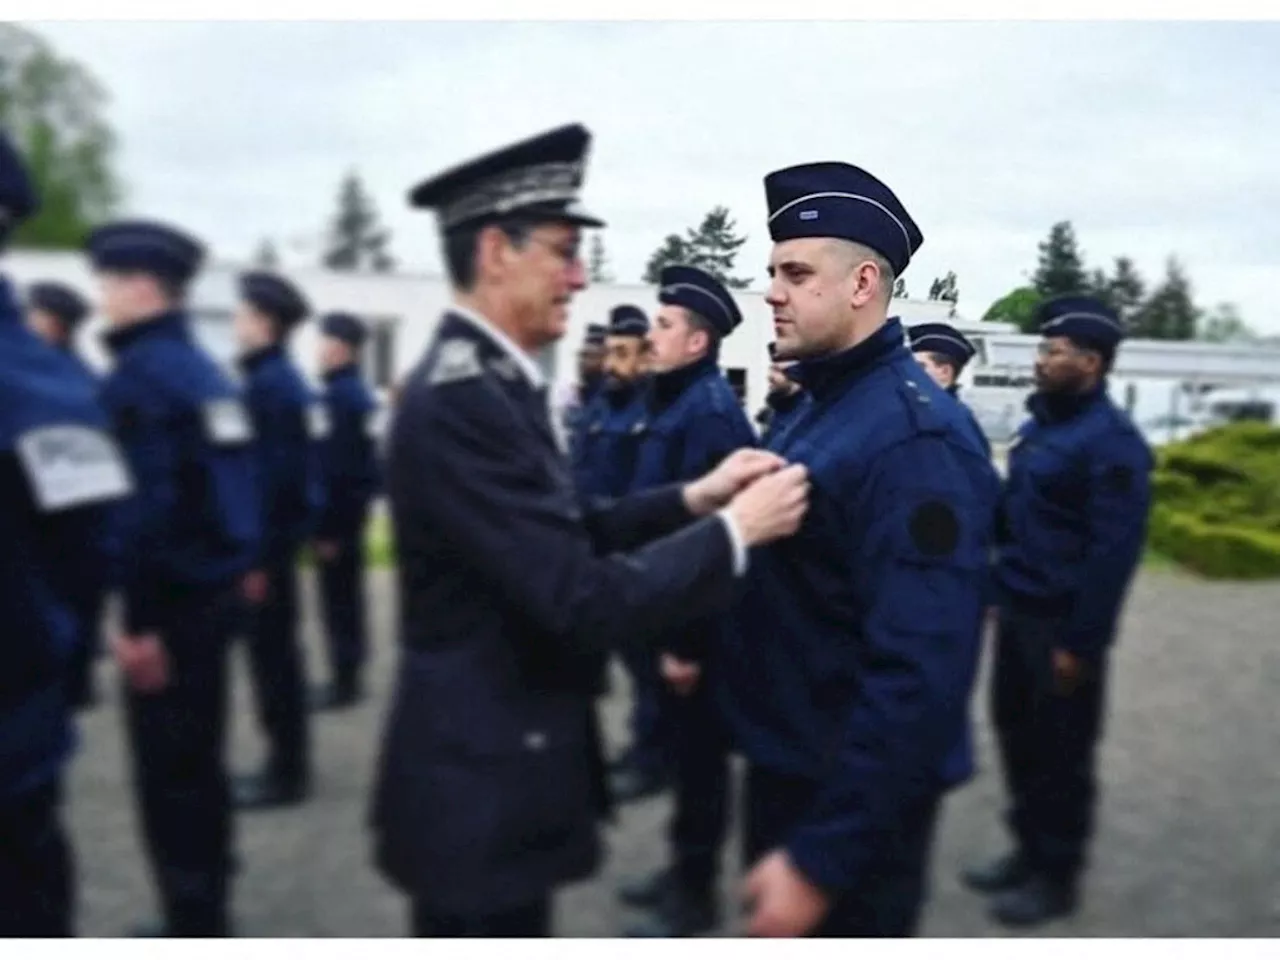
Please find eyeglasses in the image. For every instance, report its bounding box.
[525,235,582,267]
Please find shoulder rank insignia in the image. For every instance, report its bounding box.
[428,338,483,386]
[488,355,522,382]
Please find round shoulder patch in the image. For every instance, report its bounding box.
[908,499,960,557]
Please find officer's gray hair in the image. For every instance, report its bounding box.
[827,239,896,304]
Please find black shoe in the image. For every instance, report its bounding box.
[990,875,1078,928]
[618,866,673,908]
[961,850,1033,894]
[310,678,360,712]
[624,885,720,937]
[610,765,670,805]
[232,770,309,810]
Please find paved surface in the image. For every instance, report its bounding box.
[67,568,1280,938]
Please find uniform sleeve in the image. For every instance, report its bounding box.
[580,484,697,552]
[1059,436,1153,658]
[784,436,992,895]
[401,378,740,657]
[317,395,369,538]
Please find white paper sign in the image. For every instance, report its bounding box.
[15,424,135,512]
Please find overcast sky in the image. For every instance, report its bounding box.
[27,19,1280,332]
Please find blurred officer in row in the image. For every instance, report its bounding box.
[565,322,608,464]
[0,131,132,937]
[311,313,381,711]
[754,341,804,443]
[964,295,1153,927]
[231,272,327,810]
[619,265,757,937]
[370,122,809,938]
[26,281,109,712]
[90,218,261,937]
[717,161,1001,937]
[908,321,991,456]
[571,305,650,501]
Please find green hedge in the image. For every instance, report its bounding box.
[1150,422,1280,579]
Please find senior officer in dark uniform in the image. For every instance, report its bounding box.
[231,272,327,810]
[26,280,110,711]
[716,162,1001,938]
[89,219,260,938]
[617,265,758,937]
[0,131,132,938]
[963,295,1153,928]
[756,341,804,443]
[311,312,381,711]
[908,321,990,456]
[368,122,810,938]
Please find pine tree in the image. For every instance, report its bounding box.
[1133,257,1197,341]
[643,206,750,288]
[586,232,612,282]
[1032,221,1088,298]
[322,170,396,273]
[253,238,280,269]
[1106,256,1146,325]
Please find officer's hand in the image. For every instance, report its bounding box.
[726,463,810,547]
[1052,648,1083,695]
[683,449,788,516]
[112,633,170,694]
[742,849,830,937]
[242,570,269,605]
[315,540,340,562]
[660,653,701,695]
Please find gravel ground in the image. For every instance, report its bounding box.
[65,567,1280,937]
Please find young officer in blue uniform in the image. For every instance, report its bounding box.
[908,321,991,456]
[231,272,327,810]
[0,130,132,938]
[369,122,809,938]
[756,341,804,443]
[572,305,649,501]
[311,312,381,711]
[89,218,261,938]
[26,280,109,711]
[963,295,1153,928]
[718,161,1001,937]
[618,264,758,937]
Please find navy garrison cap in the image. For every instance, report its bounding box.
[28,282,90,329]
[85,219,205,285]
[908,322,976,369]
[1038,294,1125,356]
[608,304,648,337]
[764,162,923,276]
[239,271,310,328]
[0,130,37,241]
[409,123,604,232]
[658,265,742,338]
[320,311,367,348]
[584,323,608,346]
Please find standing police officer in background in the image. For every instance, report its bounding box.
[89,219,260,938]
[565,321,609,467]
[231,272,327,810]
[311,313,381,711]
[755,341,804,443]
[908,321,991,456]
[0,130,132,938]
[717,161,1000,937]
[369,122,809,938]
[618,264,757,937]
[26,280,109,711]
[964,295,1153,928]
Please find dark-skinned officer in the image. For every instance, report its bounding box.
[89,219,260,937]
[368,122,810,938]
[963,295,1153,928]
[26,280,109,711]
[716,161,1000,937]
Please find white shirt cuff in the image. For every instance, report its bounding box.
[716,510,749,577]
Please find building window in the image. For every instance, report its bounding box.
[725,367,747,405]
[362,317,398,390]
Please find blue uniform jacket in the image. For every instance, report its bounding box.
[716,319,1001,896]
[629,355,757,661]
[994,384,1154,658]
[572,381,649,500]
[370,312,741,915]
[0,276,130,797]
[317,364,381,540]
[240,344,327,563]
[100,311,261,636]
[759,388,806,445]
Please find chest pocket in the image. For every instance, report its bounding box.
[15,425,135,512]
[1016,437,1087,512]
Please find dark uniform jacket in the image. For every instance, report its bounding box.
[370,309,743,915]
